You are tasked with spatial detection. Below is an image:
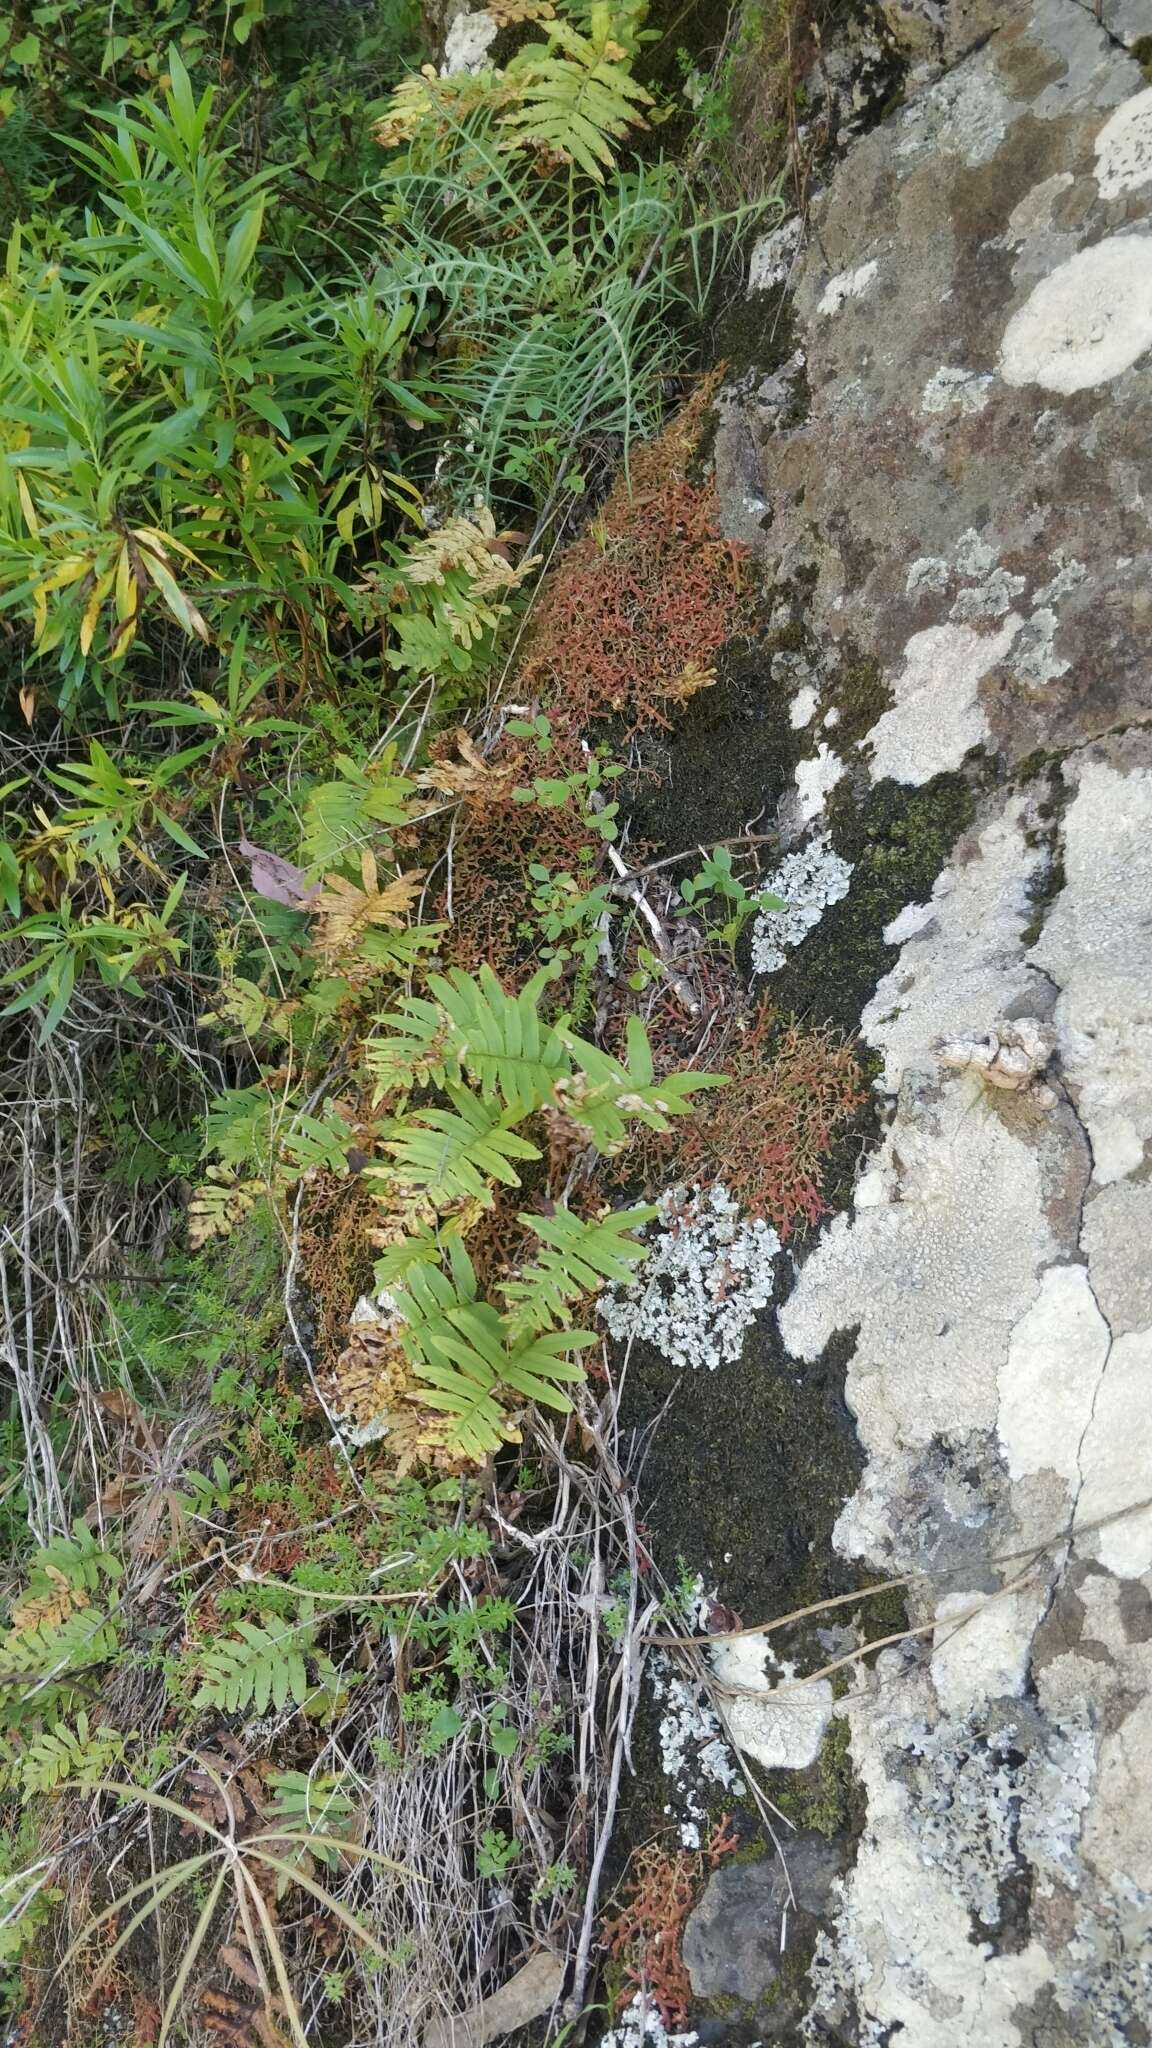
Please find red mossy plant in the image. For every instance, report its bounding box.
[519,373,749,733]
[676,1006,865,1241]
[601,1819,738,2027]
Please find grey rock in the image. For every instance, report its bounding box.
[705,2,1152,2043]
[682,1835,842,2003]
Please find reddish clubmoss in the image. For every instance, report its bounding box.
[520,374,750,734]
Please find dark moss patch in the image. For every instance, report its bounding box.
[822,640,892,751]
[622,1315,863,1635]
[763,1713,864,1844]
[705,280,803,389]
[765,770,977,1036]
[1013,751,1070,949]
[627,625,806,855]
[1131,35,1152,83]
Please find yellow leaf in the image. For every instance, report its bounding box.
[114,541,136,625]
[16,473,39,538]
[131,525,212,573]
[139,549,211,643]
[35,555,91,597]
[79,568,115,657]
[653,661,717,704]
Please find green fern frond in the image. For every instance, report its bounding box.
[391,1235,595,1453]
[381,1083,540,1206]
[192,1620,314,1715]
[497,1327,595,1408]
[0,1605,120,1687]
[300,750,418,875]
[367,966,567,1112]
[17,1713,127,1796]
[558,1013,726,1150]
[366,993,456,1099]
[430,965,570,1111]
[501,17,653,182]
[19,1525,123,1602]
[501,1202,656,1333]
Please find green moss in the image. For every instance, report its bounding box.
[1132,35,1152,82]
[856,1578,909,1642]
[768,770,977,1035]
[763,1713,864,1843]
[823,642,892,752]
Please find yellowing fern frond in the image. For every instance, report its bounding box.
[311,854,425,962]
[500,16,652,181]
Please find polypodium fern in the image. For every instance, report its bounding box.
[192,1620,315,1716]
[10,1525,124,1617]
[392,1240,594,1459]
[13,1713,127,1797]
[500,8,653,182]
[0,1607,122,1738]
[379,1084,541,1207]
[363,969,724,1455]
[366,964,568,1110]
[501,1202,656,1334]
[557,1012,727,1152]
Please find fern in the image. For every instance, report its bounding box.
[364,971,724,1454]
[299,750,420,876]
[265,1769,357,1867]
[380,1084,540,1206]
[13,1525,123,1609]
[432,966,571,1110]
[500,10,653,182]
[192,1619,315,1715]
[367,965,567,1110]
[501,1202,656,1334]
[15,1713,127,1796]
[0,1607,122,1738]
[391,1235,595,1457]
[558,1012,727,1151]
[369,969,723,1139]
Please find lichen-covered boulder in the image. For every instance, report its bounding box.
[712,3,1152,2041]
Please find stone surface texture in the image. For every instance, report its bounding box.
[711,4,1152,2041]
[682,1836,843,2008]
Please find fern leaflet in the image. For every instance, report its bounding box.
[366,965,566,1111]
[16,1713,127,1796]
[501,1202,656,1333]
[380,1083,540,1205]
[558,1013,726,1150]
[501,15,653,182]
[192,1620,314,1715]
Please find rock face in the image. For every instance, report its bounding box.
[712,4,1152,2042]
[682,1834,843,2014]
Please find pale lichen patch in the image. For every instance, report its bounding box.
[999,234,1152,394]
[920,365,992,414]
[750,835,854,975]
[794,741,845,822]
[599,1185,779,1372]
[997,1264,1111,1488]
[866,617,1021,786]
[817,259,878,317]
[1094,86,1152,199]
[711,1632,834,1772]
